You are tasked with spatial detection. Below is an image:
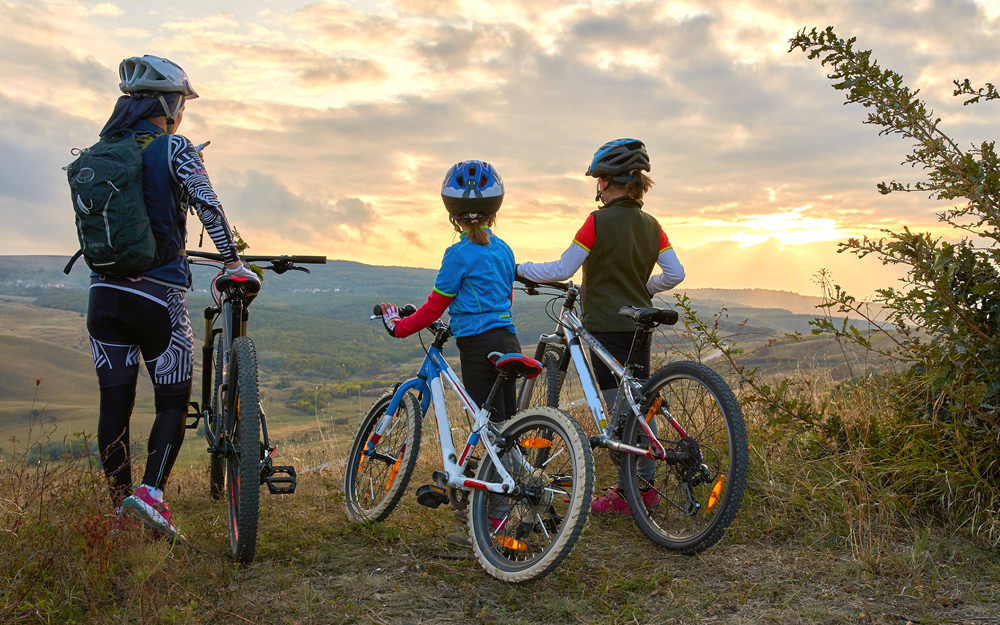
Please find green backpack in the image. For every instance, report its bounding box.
[64,131,180,276]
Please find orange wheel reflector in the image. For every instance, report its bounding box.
[645,397,662,423]
[706,474,725,513]
[519,437,552,449]
[496,536,527,551]
[386,450,403,490]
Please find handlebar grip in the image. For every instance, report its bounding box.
[373,304,383,317]
[282,255,327,264]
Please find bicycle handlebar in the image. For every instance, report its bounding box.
[186,251,328,264]
[514,274,570,293]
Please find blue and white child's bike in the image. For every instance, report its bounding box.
[343,306,594,583]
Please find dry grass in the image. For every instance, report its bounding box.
[2,420,1000,624]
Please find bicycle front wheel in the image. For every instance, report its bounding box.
[344,390,422,523]
[469,407,593,583]
[621,361,748,553]
[225,336,261,564]
[516,347,561,409]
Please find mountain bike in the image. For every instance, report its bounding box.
[185,251,326,564]
[343,306,594,583]
[516,277,748,554]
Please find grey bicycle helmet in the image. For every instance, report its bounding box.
[585,138,650,184]
[119,55,199,98]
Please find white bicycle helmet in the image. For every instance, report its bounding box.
[119,55,198,98]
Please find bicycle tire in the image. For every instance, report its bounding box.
[226,336,261,564]
[516,347,561,409]
[468,407,593,583]
[208,332,225,501]
[343,390,422,523]
[621,360,748,553]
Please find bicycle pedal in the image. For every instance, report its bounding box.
[265,466,297,494]
[415,484,449,509]
[184,411,204,430]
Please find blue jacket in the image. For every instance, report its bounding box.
[435,229,516,338]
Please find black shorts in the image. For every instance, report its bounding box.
[87,276,193,394]
[455,327,522,421]
[590,330,651,390]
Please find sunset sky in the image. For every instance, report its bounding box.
[3,0,999,297]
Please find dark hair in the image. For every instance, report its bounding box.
[452,215,496,245]
[624,170,654,200]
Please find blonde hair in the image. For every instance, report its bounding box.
[452,215,496,245]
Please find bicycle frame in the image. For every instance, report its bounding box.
[519,287,686,461]
[366,338,522,496]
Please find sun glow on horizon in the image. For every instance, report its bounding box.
[696,208,851,248]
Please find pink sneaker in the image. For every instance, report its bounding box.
[591,488,630,515]
[591,487,660,515]
[489,516,507,531]
[123,485,184,541]
[640,487,660,509]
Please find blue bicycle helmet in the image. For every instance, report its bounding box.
[586,138,650,184]
[441,160,504,218]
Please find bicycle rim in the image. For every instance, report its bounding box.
[469,407,593,583]
[209,332,225,501]
[344,390,422,523]
[622,361,748,553]
[226,336,261,564]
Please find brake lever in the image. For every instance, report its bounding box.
[266,260,308,275]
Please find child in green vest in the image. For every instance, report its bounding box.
[516,138,685,514]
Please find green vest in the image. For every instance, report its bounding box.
[581,197,661,332]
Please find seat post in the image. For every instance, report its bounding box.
[624,326,650,379]
[480,368,510,422]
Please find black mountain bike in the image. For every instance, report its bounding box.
[185,251,326,563]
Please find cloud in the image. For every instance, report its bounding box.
[401,230,429,249]
[290,1,403,46]
[330,197,377,234]
[90,3,123,17]
[393,0,462,18]
[210,168,380,246]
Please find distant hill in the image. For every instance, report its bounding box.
[672,288,825,316]
[0,254,438,301]
[2,255,827,312]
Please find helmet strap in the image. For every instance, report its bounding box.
[595,177,608,203]
[157,94,184,132]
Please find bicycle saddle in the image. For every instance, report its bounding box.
[215,273,262,294]
[618,306,679,326]
[488,352,544,379]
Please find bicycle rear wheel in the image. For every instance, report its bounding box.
[344,390,422,523]
[225,336,261,564]
[621,361,748,553]
[208,332,225,501]
[469,407,593,583]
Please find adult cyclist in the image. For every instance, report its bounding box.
[88,55,259,539]
[516,138,685,514]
